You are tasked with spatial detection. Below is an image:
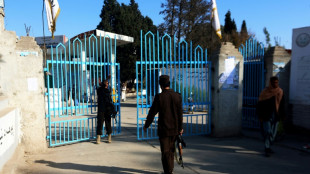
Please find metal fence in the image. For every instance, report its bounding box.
[136,31,212,140]
[44,34,121,147]
[239,37,265,129]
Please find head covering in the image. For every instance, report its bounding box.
[100,75,111,87]
[159,75,170,87]
[259,77,283,112]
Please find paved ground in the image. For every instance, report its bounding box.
[3,97,310,174]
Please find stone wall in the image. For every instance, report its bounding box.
[0,8,47,156]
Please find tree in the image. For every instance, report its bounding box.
[160,0,217,53]
[97,0,121,32]
[183,0,211,45]
[240,20,249,44]
[223,10,239,46]
[97,0,157,83]
[224,10,234,34]
[222,11,254,48]
[263,27,271,48]
[240,20,248,35]
[159,0,178,37]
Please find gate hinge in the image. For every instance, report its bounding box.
[46,114,50,118]
[45,92,49,96]
[46,136,50,140]
[44,68,48,72]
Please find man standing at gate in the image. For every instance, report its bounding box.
[96,76,116,144]
[143,75,183,174]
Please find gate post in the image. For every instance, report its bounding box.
[210,42,244,137]
[265,46,291,127]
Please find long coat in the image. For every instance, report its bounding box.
[97,86,114,115]
[144,89,183,137]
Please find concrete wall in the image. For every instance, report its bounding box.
[210,42,244,137]
[264,46,291,125]
[0,8,47,171]
[289,27,310,130]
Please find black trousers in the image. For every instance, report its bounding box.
[159,136,177,174]
[96,112,112,135]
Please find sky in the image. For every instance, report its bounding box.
[3,0,310,49]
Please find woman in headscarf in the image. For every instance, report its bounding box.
[257,76,285,157]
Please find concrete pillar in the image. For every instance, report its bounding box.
[210,42,244,137]
[264,46,291,90]
[264,46,291,125]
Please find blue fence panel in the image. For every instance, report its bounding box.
[45,34,121,147]
[136,31,212,140]
[239,37,265,129]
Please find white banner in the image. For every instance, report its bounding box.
[45,0,60,38]
[211,0,222,39]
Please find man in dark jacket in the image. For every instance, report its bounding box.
[96,78,115,144]
[143,75,183,174]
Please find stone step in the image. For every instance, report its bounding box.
[0,96,9,111]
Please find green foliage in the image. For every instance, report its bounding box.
[97,0,157,82]
[222,11,252,48]
[240,20,249,44]
[240,20,248,35]
[97,0,121,32]
[224,10,235,34]
[263,27,271,48]
[159,0,220,53]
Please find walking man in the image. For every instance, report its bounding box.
[143,75,183,174]
[257,76,285,157]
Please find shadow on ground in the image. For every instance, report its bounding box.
[34,160,159,174]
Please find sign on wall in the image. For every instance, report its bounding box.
[290,26,310,105]
[219,56,240,90]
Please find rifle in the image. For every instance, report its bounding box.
[175,134,186,168]
[110,103,118,123]
[111,109,118,123]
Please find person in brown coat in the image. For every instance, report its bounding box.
[143,75,183,174]
[257,76,285,157]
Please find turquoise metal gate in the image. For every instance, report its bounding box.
[136,31,212,140]
[239,37,265,129]
[44,34,121,147]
